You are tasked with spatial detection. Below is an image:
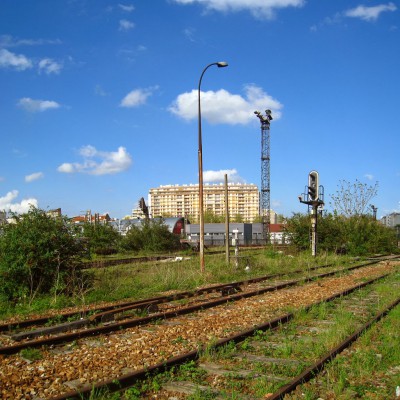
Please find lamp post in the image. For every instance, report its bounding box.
[198,61,228,273]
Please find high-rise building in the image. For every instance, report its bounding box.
[149,183,261,223]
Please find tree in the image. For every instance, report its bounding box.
[0,207,89,303]
[204,210,225,223]
[232,214,244,223]
[81,222,120,255]
[284,211,397,256]
[330,179,378,217]
[283,213,310,250]
[120,219,180,253]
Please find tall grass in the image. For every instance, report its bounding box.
[0,249,350,320]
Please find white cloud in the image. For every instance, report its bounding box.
[17,97,60,113]
[38,58,63,74]
[0,48,33,70]
[364,173,374,181]
[0,34,62,48]
[172,0,305,19]
[0,190,38,214]
[57,145,132,176]
[25,172,44,183]
[119,19,135,31]
[169,84,283,125]
[120,87,157,108]
[344,3,397,21]
[119,4,135,12]
[204,169,245,183]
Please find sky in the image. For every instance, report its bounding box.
[0,0,399,219]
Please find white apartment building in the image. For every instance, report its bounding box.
[149,183,261,223]
[381,212,400,228]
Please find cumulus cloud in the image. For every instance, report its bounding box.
[172,0,305,19]
[204,169,245,183]
[119,19,135,31]
[57,145,132,176]
[38,58,63,74]
[17,97,61,113]
[119,4,135,12]
[0,48,33,70]
[120,87,157,108]
[25,172,44,183]
[0,190,38,214]
[344,2,397,21]
[169,84,283,125]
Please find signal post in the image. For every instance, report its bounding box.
[299,171,324,257]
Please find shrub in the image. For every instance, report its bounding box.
[80,222,121,256]
[0,207,90,303]
[120,219,180,253]
[284,212,397,256]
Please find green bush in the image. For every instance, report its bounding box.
[120,219,180,253]
[284,212,397,256]
[80,222,120,255]
[0,207,90,302]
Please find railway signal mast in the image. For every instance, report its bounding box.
[299,171,325,256]
[254,109,273,244]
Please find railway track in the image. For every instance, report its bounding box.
[82,246,267,269]
[52,268,400,400]
[0,257,396,355]
[2,255,397,335]
[0,258,398,399]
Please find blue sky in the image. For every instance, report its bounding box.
[0,0,399,219]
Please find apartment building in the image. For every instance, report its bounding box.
[149,183,260,223]
[381,212,400,228]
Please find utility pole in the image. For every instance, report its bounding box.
[254,110,273,244]
[224,174,230,265]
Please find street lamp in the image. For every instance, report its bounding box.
[198,61,228,273]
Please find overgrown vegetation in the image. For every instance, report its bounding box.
[284,213,398,255]
[119,219,180,253]
[81,222,121,255]
[0,208,183,308]
[0,207,90,304]
[285,178,398,256]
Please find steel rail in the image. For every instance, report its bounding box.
[0,261,340,333]
[49,273,393,400]
[0,258,391,354]
[4,254,397,334]
[267,296,400,400]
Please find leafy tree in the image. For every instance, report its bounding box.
[283,213,310,250]
[232,214,244,223]
[0,207,89,303]
[120,219,180,253]
[330,179,378,217]
[204,210,225,223]
[81,222,120,255]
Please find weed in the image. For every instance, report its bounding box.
[187,387,218,400]
[19,347,43,361]
[177,361,207,383]
[172,335,188,345]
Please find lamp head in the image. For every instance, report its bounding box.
[217,61,228,68]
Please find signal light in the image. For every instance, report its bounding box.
[308,171,319,201]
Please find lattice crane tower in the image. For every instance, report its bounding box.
[254,110,273,242]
